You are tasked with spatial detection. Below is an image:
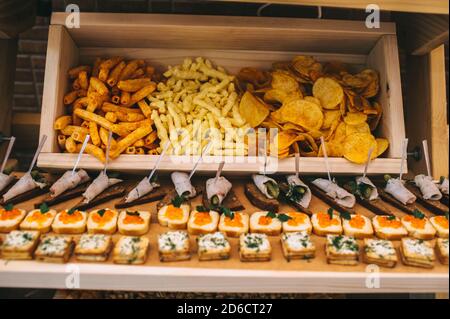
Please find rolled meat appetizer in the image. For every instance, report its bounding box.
[252,174,279,199]
[0,173,14,193]
[286,175,312,208]
[171,172,196,198]
[206,176,232,206]
[2,173,47,202]
[82,171,122,203]
[439,177,449,195]
[355,176,379,201]
[414,174,442,201]
[385,177,416,205]
[311,178,355,208]
[49,169,90,198]
[124,177,160,203]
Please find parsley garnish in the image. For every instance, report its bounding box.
[196,205,210,212]
[266,211,277,219]
[277,213,292,222]
[67,207,77,215]
[39,203,49,214]
[340,211,351,220]
[97,209,106,217]
[219,206,234,220]
[171,195,186,208]
[126,211,140,216]
[412,209,425,219]
[327,208,334,219]
[4,203,14,211]
[387,215,396,220]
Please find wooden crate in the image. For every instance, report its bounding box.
[38,13,405,175]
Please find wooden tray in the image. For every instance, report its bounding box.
[37,12,406,175]
[0,176,447,293]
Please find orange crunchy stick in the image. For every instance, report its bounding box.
[117,78,152,92]
[74,108,129,136]
[130,83,156,104]
[68,65,91,79]
[107,61,126,87]
[110,125,153,158]
[77,142,106,163]
[101,102,142,114]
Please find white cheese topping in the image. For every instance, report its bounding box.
[404,239,433,257]
[38,236,69,255]
[327,234,359,254]
[242,233,270,251]
[365,239,396,257]
[198,232,230,251]
[3,231,36,247]
[158,231,189,252]
[119,236,142,256]
[79,234,108,250]
[282,231,313,250]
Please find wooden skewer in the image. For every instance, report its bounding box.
[320,136,332,182]
[362,147,374,179]
[72,134,90,176]
[422,140,432,178]
[27,135,47,174]
[399,138,408,181]
[215,161,225,182]
[103,130,113,175]
[0,136,15,174]
[295,152,300,178]
[148,140,170,181]
[189,141,212,180]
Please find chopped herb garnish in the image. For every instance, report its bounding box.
[67,207,77,215]
[171,195,186,208]
[412,209,425,219]
[277,213,292,222]
[4,203,14,211]
[340,211,351,220]
[39,203,49,214]
[97,209,106,217]
[219,206,234,220]
[266,211,277,219]
[196,205,210,212]
[126,210,140,216]
[387,215,396,220]
[327,208,334,219]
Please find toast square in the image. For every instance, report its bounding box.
[280,231,316,261]
[311,212,342,237]
[400,238,435,269]
[158,231,191,262]
[0,208,27,233]
[326,234,359,266]
[363,238,397,268]
[87,208,118,234]
[436,238,449,265]
[197,232,231,261]
[20,209,57,233]
[239,233,271,262]
[34,234,74,263]
[282,212,312,234]
[75,234,113,262]
[157,204,190,230]
[118,210,150,236]
[342,214,374,239]
[401,215,436,240]
[218,212,249,237]
[249,211,282,236]
[187,210,220,235]
[113,236,149,264]
[52,209,87,234]
[429,216,448,238]
[372,215,408,240]
[0,230,40,260]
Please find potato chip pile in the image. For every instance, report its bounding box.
[55,57,159,162]
[235,56,389,164]
[148,57,249,156]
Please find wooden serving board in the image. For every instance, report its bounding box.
[0,176,448,293]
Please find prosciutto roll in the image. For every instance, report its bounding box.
[50,169,90,198]
[171,172,196,198]
[206,176,232,205]
[385,178,416,205]
[311,178,356,208]
[2,173,47,202]
[286,175,312,208]
[125,177,160,203]
[414,174,442,201]
[252,174,279,199]
[0,173,14,193]
[82,171,122,203]
[439,178,449,195]
[355,176,379,200]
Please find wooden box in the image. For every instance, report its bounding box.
[38,13,405,175]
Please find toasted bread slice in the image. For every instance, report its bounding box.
[20,209,57,233]
[34,235,74,263]
[280,231,316,261]
[158,231,191,262]
[0,230,40,260]
[157,204,190,230]
[326,234,359,266]
[87,208,118,235]
[118,210,150,236]
[0,208,27,233]
[436,238,449,265]
[187,210,220,235]
[401,215,436,240]
[249,211,282,236]
[113,236,149,264]
[197,232,231,261]
[372,215,408,240]
[239,233,271,262]
[400,238,435,269]
[362,238,397,268]
[342,214,374,239]
[75,234,112,262]
[429,216,449,238]
[282,212,312,234]
[311,212,342,237]
[52,209,87,234]
[244,183,279,213]
[218,212,249,237]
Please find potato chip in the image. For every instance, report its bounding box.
[279,99,323,131]
[375,138,389,157]
[368,101,383,131]
[304,96,321,108]
[333,121,347,142]
[318,141,344,157]
[343,133,377,164]
[343,112,368,125]
[322,110,341,130]
[312,77,344,109]
[282,122,305,132]
[346,122,370,136]
[271,71,299,93]
[239,91,270,127]
[264,89,288,104]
